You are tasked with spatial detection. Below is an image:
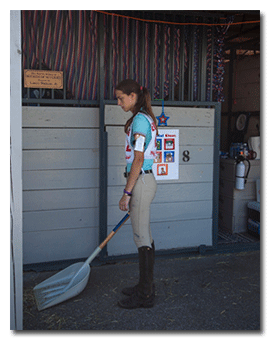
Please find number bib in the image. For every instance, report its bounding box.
[125,113,157,164]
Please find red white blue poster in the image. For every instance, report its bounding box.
[153,129,179,180]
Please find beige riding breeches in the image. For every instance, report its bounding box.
[129,173,157,248]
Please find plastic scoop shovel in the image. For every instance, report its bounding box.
[33,212,130,311]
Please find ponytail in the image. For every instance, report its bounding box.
[116,79,158,134]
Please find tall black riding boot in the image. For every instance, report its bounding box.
[118,245,155,309]
[122,241,155,296]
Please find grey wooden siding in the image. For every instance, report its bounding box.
[22,107,99,264]
[105,105,215,256]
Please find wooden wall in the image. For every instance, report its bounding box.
[22,105,217,263]
[105,105,215,256]
[22,107,100,264]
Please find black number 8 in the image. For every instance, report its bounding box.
[183,150,190,162]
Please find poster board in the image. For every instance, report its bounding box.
[153,129,179,180]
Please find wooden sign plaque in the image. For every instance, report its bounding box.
[24,69,63,89]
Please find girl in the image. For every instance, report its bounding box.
[115,79,157,309]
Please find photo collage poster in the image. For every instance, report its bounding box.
[152,129,179,180]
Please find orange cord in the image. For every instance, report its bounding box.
[94,10,260,27]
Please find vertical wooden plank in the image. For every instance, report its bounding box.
[212,102,221,247]
[98,13,108,257]
[10,10,23,331]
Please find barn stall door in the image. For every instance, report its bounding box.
[22,107,99,264]
[105,105,214,256]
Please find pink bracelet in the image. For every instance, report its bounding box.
[124,189,132,196]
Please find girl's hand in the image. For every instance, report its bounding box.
[119,194,131,211]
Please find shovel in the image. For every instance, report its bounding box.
[33,212,130,311]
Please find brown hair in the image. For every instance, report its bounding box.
[115,79,158,134]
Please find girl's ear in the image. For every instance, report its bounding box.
[130,92,136,100]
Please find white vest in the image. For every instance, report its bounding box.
[125,113,157,164]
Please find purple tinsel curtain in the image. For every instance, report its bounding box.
[22,10,231,102]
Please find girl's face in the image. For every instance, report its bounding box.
[116,90,137,113]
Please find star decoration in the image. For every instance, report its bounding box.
[157,112,170,126]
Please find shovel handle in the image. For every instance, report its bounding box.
[99,211,130,249]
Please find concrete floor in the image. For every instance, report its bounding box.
[23,250,260,331]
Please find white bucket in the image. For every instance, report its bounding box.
[248,136,260,159]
